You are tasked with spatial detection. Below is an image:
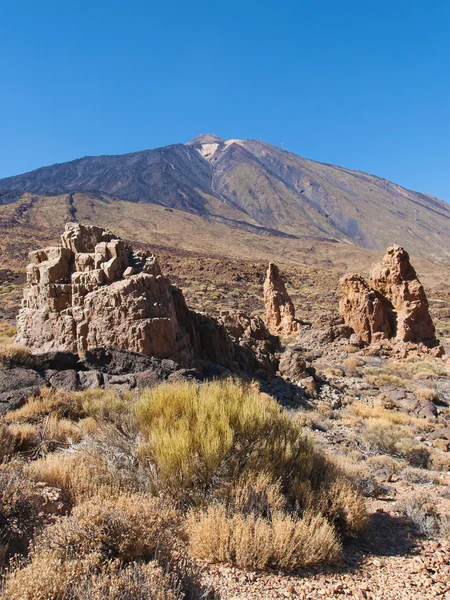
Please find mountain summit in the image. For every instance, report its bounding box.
[1,136,449,258]
[187,133,224,145]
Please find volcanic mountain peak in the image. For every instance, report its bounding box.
[187,133,223,146]
[1,135,450,259]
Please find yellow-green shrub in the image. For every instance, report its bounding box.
[136,380,365,537]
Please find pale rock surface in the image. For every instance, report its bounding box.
[263,262,300,336]
[16,223,201,363]
[16,223,279,372]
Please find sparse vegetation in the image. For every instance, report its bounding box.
[0,380,367,592]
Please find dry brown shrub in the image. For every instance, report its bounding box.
[0,468,43,566]
[45,415,83,445]
[316,401,333,417]
[1,494,185,600]
[187,504,341,570]
[1,554,181,600]
[7,423,38,452]
[397,492,440,536]
[343,357,364,368]
[0,424,15,461]
[0,344,33,368]
[415,387,439,402]
[428,449,450,472]
[26,451,116,502]
[216,472,286,518]
[5,388,85,423]
[340,344,359,353]
[36,494,179,562]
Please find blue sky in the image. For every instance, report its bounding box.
[1,0,449,200]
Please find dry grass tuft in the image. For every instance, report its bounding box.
[1,494,184,600]
[5,388,85,423]
[415,387,439,402]
[1,557,181,600]
[0,424,15,461]
[187,504,341,571]
[26,452,116,502]
[0,343,33,368]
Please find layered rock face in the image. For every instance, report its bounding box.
[16,223,279,372]
[264,263,300,336]
[339,245,438,347]
[17,223,190,360]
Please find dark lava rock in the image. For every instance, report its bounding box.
[32,352,82,371]
[0,367,46,394]
[84,348,160,375]
[0,386,42,414]
[47,370,79,392]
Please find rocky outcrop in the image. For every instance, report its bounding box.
[339,274,394,345]
[16,223,279,373]
[263,263,300,336]
[339,245,439,348]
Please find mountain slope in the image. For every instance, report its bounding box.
[1,134,450,259]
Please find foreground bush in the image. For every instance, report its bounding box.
[135,380,365,569]
[187,504,341,570]
[2,380,366,578]
[2,554,181,600]
[1,494,192,600]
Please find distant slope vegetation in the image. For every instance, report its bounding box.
[1,134,450,259]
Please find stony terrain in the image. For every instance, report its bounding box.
[1,220,450,599]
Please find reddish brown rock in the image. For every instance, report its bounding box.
[16,223,279,373]
[370,245,436,345]
[339,274,393,345]
[263,262,300,336]
[339,245,439,349]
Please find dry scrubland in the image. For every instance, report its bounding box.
[1,323,450,598]
[2,198,450,597]
[0,363,366,599]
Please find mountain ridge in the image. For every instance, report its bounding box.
[1,134,450,259]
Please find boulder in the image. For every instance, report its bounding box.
[278,348,307,381]
[370,246,437,345]
[339,274,393,345]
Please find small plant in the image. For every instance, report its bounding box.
[397,493,440,536]
[187,504,341,571]
[0,344,33,368]
[0,424,15,461]
[415,387,439,402]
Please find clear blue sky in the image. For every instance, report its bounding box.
[1,0,449,200]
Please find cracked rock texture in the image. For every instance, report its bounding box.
[16,223,279,371]
[339,245,438,347]
[264,262,300,336]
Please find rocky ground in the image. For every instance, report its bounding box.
[1,229,450,599]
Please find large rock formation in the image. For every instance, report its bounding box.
[16,223,279,372]
[339,245,438,348]
[264,262,300,336]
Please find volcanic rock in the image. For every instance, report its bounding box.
[278,347,307,382]
[339,274,393,345]
[339,245,439,348]
[263,263,300,336]
[16,223,279,374]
